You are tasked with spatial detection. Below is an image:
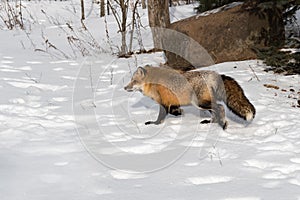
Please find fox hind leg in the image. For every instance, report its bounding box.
[210,103,228,130]
[194,98,228,129]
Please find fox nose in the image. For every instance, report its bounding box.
[124,85,133,92]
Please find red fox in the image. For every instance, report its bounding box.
[124,65,255,129]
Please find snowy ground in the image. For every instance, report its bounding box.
[0,1,300,200]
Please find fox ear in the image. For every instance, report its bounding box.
[136,67,147,77]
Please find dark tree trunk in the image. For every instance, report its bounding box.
[120,0,128,55]
[100,0,105,17]
[268,4,285,46]
[148,0,170,50]
[81,0,85,20]
[141,0,146,9]
[107,0,110,15]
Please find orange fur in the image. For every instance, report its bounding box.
[157,85,180,106]
[144,83,191,107]
[197,89,212,108]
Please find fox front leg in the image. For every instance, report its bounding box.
[145,105,167,125]
[168,105,183,116]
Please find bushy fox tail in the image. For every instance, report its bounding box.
[221,75,256,121]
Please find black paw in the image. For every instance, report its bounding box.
[145,121,161,125]
[200,119,211,124]
[169,106,183,116]
[222,121,228,130]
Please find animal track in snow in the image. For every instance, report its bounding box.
[1,60,14,64]
[290,158,300,164]
[186,176,233,185]
[110,170,148,180]
[243,159,278,170]
[289,178,300,186]
[54,162,69,166]
[262,171,287,180]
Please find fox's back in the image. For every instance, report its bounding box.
[183,70,225,101]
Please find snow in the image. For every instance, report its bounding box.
[0,1,300,200]
[196,2,243,17]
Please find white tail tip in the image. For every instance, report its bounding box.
[245,112,254,121]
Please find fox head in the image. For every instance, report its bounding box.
[124,67,147,92]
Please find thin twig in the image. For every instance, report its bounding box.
[110,67,114,85]
[248,64,260,82]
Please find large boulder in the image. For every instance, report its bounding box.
[164,4,270,69]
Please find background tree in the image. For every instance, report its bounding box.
[141,0,146,9]
[108,0,129,56]
[81,0,85,20]
[242,0,284,47]
[245,0,300,75]
[100,0,105,17]
[148,0,170,51]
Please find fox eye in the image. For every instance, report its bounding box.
[132,80,137,84]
